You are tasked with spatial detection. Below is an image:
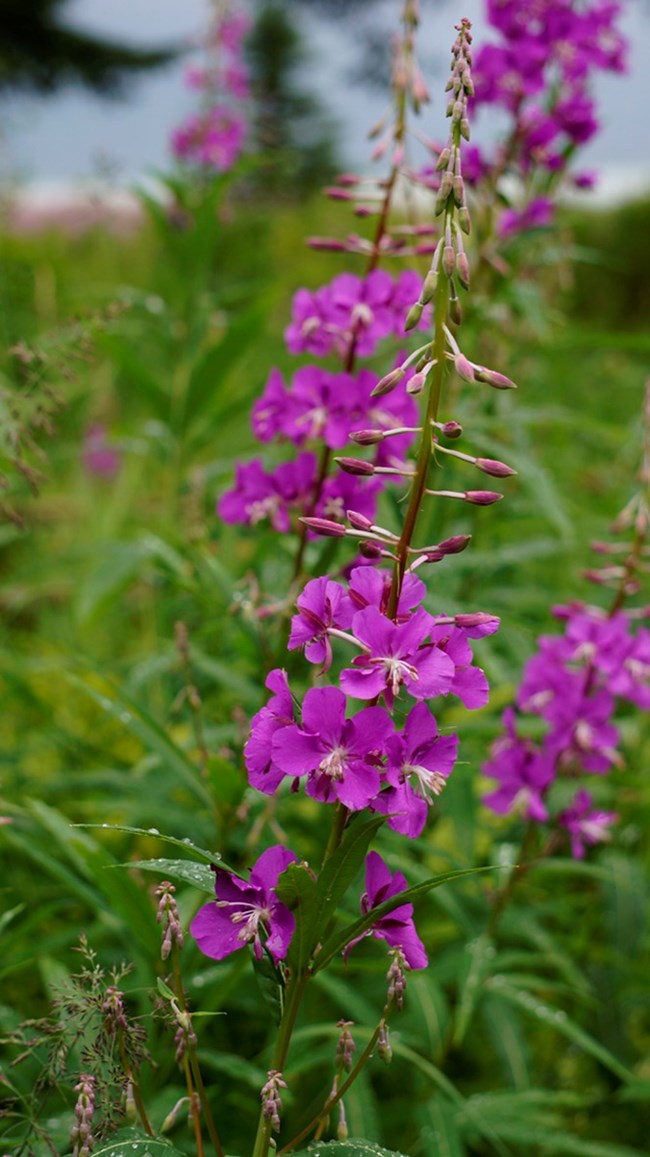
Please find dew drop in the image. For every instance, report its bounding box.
[148,828,160,835]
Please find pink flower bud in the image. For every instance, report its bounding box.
[350,428,384,445]
[464,490,503,505]
[406,371,427,396]
[300,517,346,537]
[441,420,463,438]
[454,353,475,382]
[456,251,470,289]
[360,540,383,559]
[474,366,517,390]
[443,245,456,278]
[438,534,471,554]
[347,510,374,531]
[371,366,405,398]
[476,457,517,478]
[454,612,500,629]
[336,457,375,476]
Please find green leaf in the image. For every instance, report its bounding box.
[181,301,269,435]
[79,824,221,864]
[452,933,495,1046]
[300,814,385,973]
[486,976,634,1082]
[124,858,216,894]
[91,1127,186,1157]
[64,672,214,809]
[275,861,319,974]
[314,866,492,975]
[423,1098,466,1157]
[293,1142,408,1156]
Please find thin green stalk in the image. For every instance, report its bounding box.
[251,975,309,1157]
[387,269,450,617]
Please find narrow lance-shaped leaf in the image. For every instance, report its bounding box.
[313,866,493,974]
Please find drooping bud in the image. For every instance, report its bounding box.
[456,251,470,290]
[336,1020,356,1072]
[464,490,504,505]
[476,458,517,478]
[336,457,376,476]
[377,1021,392,1063]
[438,534,472,554]
[404,301,424,331]
[387,948,408,1011]
[300,517,347,538]
[347,510,374,531]
[441,420,463,438]
[359,540,383,560]
[371,366,405,398]
[337,1101,349,1141]
[454,353,475,382]
[474,366,517,390]
[350,428,384,445]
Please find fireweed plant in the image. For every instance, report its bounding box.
[171,0,250,173]
[482,382,650,899]
[188,15,520,1157]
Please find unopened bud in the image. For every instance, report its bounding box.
[464,490,503,505]
[448,292,463,326]
[436,147,451,171]
[336,457,375,476]
[404,302,424,331]
[441,420,463,438]
[458,205,471,235]
[442,245,456,278]
[476,457,517,478]
[347,510,374,531]
[337,1101,349,1141]
[454,612,500,631]
[371,366,405,397]
[438,534,471,554]
[456,251,470,290]
[406,370,427,396]
[453,174,465,207]
[474,366,517,390]
[359,540,383,559]
[421,268,438,304]
[454,353,475,382]
[300,517,346,537]
[378,1022,392,1063]
[460,117,471,141]
[350,428,384,445]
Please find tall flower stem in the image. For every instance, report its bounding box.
[387,271,450,617]
[251,975,309,1157]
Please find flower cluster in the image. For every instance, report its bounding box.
[414,0,627,241]
[482,600,650,856]
[472,0,627,232]
[197,16,506,1009]
[171,3,249,172]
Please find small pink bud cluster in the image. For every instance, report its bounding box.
[71,1073,96,1157]
[156,880,184,960]
[261,1069,287,1133]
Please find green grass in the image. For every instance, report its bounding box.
[1,186,649,1157]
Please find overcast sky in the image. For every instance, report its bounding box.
[2,0,649,197]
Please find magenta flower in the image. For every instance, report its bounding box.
[483,708,556,821]
[83,425,121,479]
[344,851,427,970]
[340,606,455,710]
[288,576,347,670]
[377,703,458,838]
[271,686,393,810]
[337,566,427,629]
[245,669,296,793]
[191,846,297,965]
[558,788,617,859]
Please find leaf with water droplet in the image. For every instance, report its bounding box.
[79,824,228,867]
[119,858,216,894]
[91,1127,186,1157]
